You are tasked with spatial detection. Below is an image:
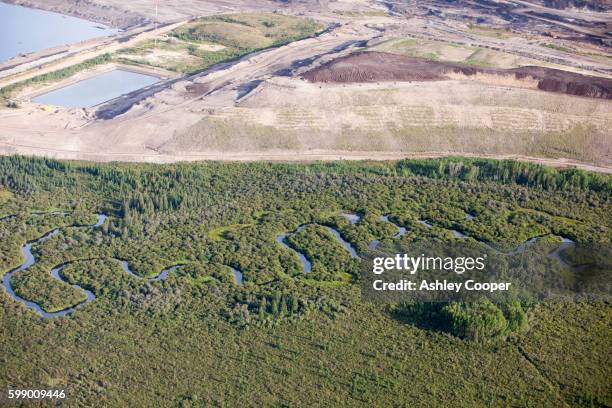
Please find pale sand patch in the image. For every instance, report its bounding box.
[445,71,540,90]
[198,43,226,52]
[118,49,198,65]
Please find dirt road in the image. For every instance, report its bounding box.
[0,139,609,173]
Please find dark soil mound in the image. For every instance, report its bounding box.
[540,0,608,12]
[302,51,612,99]
[510,66,612,99]
[302,52,448,82]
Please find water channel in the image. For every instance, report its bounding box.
[2,211,578,317]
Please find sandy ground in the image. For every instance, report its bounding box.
[302,51,612,99]
[0,139,610,172]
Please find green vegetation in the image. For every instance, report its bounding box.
[115,38,245,74]
[118,13,325,74]
[394,299,529,343]
[374,38,540,69]
[542,42,574,54]
[286,225,359,282]
[0,156,610,406]
[0,54,112,103]
[333,10,389,17]
[208,223,252,241]
[171,13,324,50]
[0,189,12,204]
[441,299,526,343]
[466,24,513,39]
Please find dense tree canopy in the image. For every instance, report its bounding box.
[0,156,610,406]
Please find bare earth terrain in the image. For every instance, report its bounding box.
[302,51,612,98]
[0,0,610,170]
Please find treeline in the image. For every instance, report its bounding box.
[0,156,78,193]
[2,156,610,196]
[397,158,612,193]
[259,159,612,193]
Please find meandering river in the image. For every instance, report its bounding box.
[0,214,189,318]
[384,214,575,264]
[276,223,360,273]
[2,210,578,318]
[2,214,106,317]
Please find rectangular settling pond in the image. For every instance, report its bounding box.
[32,69,161,108]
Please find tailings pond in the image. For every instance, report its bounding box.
[33,69,161,108]
[0,3,118,62]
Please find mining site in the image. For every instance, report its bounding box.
[0,0,610,170]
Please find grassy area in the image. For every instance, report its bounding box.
[542,42,574,54]
[0,156,610,406]
[467,24,513,39]
[375,38,475,62]
[209,223,253,241]
[0,189,13,204]
[300,271,353,288]
[373,38,538,68]
[167,110,607,165]
[117,13,325,74]
[115,37,244,74]
[333,9,389,17]
[171,13,325,49]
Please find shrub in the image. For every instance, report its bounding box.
[441,299,509,343]
[500,300,529,333]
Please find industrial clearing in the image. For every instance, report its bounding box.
[0,0,611,170]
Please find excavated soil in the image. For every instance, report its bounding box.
[302,51,612,99]
[184,83,210,97]
[535,0,608,12]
